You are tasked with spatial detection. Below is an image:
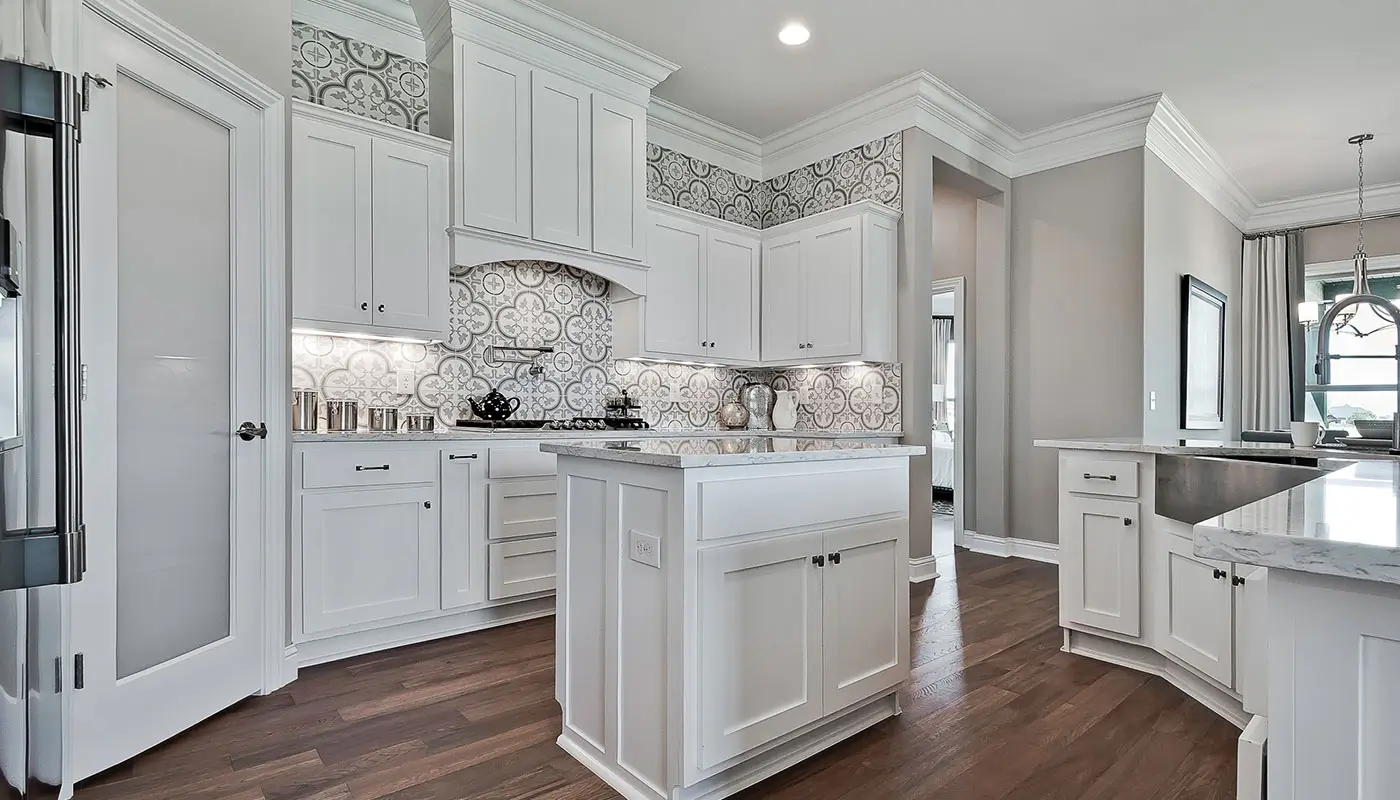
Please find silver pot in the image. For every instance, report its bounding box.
[367,407,399,432]
[405,414,435,432]
[739,382,776,431]
[292,390,318,432]
[325,399,359,432]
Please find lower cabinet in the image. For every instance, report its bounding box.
[1059,495,1141,637]
[301,485,439,635]
[488,536,558,600]
[441,448,486,610]
[696,520,907,770]
[1160,534,1234,687]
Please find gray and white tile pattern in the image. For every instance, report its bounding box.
[292,20,429,133]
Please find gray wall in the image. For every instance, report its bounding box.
[899,130,937,562]
[1142,152,1244,440]
[1303,216,1400,263]
[138,0,292,94]
[1009,149,1147,544]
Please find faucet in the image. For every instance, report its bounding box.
[1315,264,1400,454]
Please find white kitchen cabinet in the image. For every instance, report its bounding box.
[1059,495,1141,637]
[440,449,486,611]
[760,201,899,366]
[614,203,760,363]
[590,93,648,261]
[291,101,450,340]
[301,485,439,635]
[697,531,826,770]
[822,520,908,711]
[291,110,373,327]
[1236,565,1268,715]
[1160,534,1234,687]
[457,41,532,238]
[531,70,592,250]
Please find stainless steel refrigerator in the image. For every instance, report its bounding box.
[0,51,87,800]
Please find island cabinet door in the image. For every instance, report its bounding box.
[1059,496,1141,637]
[1160,534,1234,687]
[821,520,908,712]
[441,449,486,610]
[301,486,440,635]
[696,532,826,771]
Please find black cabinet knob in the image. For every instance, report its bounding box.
[1213,568,1227,580]
[360,302,369,311]
[1123,518,1133,526]
[424,501,432,509]
[1232,575,1245,587]
[378,304,386,313]
[830,552,842,565]
[812,554,825,567]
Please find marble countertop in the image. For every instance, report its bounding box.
[541,437,925,468]
[1194,460,1400,586]
[293,428,902,443]
[1035,436,1400,461]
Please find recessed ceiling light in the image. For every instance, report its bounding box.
[778,22,810,46]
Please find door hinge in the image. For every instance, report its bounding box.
[81,73,112,111]
[81,363,88,401]
[74,652,85,690]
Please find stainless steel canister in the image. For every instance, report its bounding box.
[739,382,776,430]
[367,407,399,432]
[292,390,319,432]
[405,414,435,432]
[325,399,359,432]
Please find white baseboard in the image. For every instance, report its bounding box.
[962,531,1059,564]
[909,555,939,583]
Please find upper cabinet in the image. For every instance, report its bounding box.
[760,202,900,366]
[424,8,677,297]
[614,203,760,365]
[291,101,450,340]
[616,201,898,368]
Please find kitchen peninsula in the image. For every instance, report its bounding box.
[1039,436,1400,800]
[542,437,924,800]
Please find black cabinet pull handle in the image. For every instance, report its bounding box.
[812,554,825,567]
[830,552,841,565]
[1213,568,1227,580]
[424,501,432,509]
[1232,575,1245,587]
[1083,473,1118,481]
[360,302,369,311]
[355,464,390,472]
[448,453,479,460]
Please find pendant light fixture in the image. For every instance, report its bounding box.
[1325,134,1394,338]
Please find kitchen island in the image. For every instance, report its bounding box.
[541,437,924,800]
[1037,436,1400,800]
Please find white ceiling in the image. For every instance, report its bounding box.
[525,0,1400,205]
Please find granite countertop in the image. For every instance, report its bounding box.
[541,437,925,468]
[293,428,903,443]
[1035,436,1400,461]
[1194,460,1400,586]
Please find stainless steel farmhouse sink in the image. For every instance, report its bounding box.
[1155,455,1334,525]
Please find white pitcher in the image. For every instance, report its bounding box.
[772,390,798,431]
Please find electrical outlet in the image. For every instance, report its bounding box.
[798,386,810,406]
[395,369,415,394]
[1149,391,1158,411]
[629,530,661,569]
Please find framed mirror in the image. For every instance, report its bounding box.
[1181,275,1227,430]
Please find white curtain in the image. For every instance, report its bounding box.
[1241,233,1297,431]
[932,318,952,426]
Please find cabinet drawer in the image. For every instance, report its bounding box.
[488,445,558,478]
[697,465,905,541]
[302,448,438,489]
[488,536,556,600]
[1064,457,1139,498]
[489,479,557,540]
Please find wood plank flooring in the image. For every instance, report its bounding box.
[78,551,1238,799]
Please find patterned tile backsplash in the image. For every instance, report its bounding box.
[292,20,429,133]
[291,261,902,432]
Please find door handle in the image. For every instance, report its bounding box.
[1083,473,1118,482]
[355,464,390,472]
[236,421,268,441]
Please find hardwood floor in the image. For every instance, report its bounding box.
[78,551,1238,799]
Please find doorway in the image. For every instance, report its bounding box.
[931,278,966,557]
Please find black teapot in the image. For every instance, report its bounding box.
[468,389,521,421]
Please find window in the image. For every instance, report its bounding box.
[1302,272,1400,432]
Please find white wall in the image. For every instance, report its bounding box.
[1010,149,1146,544]
[1304,216,1400,263]
[1142,151,1243,440]
[136,0,292,94]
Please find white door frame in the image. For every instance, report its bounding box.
[931,277,966,549]
[81,0,289,729]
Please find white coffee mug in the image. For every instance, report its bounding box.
[1290,421,1322,448]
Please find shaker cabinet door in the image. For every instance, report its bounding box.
[441,450,486,610]
[292,114,373,327]
[1059,496,1141,637]
[760,236,805,362]
[1160,534,1234,687]
[530,71,592,251]
[590,93,647,261]
[802,219,862,360]
[645,212,707,357]
[705,230,762,363]
[370,138,449,336]
[822,520,908,712]
[458,42,532,237]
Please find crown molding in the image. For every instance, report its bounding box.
[760,71,1018,179]
[1012,95,1159,177]
[1250,181,1400,232]
[1144,95,1255,231]
[294,0,427,61]
[646,97,763,180]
